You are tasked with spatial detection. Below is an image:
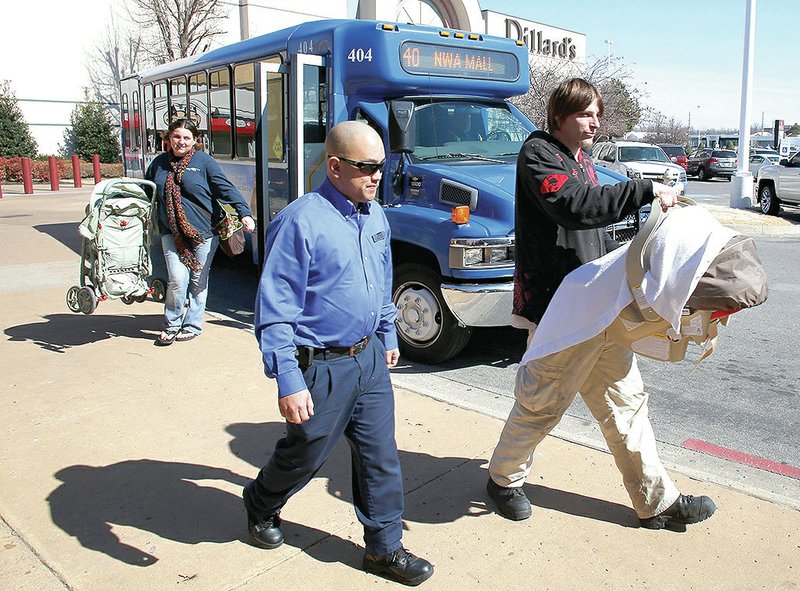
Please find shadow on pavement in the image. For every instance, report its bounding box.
[46,421,636,568]
[227,421,637,527]
[4,313,163,353]
[34,223,84,257]
[47,460,364,570]
[392,326,527,375]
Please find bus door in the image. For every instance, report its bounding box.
[255,54,326,264]
[290,53,327,200]
[256,58,287,263]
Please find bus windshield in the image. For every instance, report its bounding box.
[410,101,531,162]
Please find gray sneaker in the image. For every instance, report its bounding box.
[486,478,532,521]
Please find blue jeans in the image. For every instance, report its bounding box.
[161,234,219,335]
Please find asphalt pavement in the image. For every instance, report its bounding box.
[1,184,798,590]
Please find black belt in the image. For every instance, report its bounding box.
[296,336,370,368]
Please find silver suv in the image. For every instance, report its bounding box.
[592,140,687,193]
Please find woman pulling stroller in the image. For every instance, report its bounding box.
[145,118,255,346]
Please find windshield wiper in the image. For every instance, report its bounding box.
[419,153,505,163]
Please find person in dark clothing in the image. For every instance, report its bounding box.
[486,79,717,531]
[244,121,433,586]
[145,119,255,346]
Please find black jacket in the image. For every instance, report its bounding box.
[513,131,654,324]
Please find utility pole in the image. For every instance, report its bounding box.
[239,0,250,41]
[731,0,756,208]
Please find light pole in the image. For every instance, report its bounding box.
[731,0,757,208]
[696,105,701,148]
[604,39,613,58]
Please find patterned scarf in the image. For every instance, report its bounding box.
[164,148,204,271]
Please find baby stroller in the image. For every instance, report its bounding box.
[606,197,768,362]
[66,178,166,315]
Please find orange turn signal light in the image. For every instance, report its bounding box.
[451,206,470,224]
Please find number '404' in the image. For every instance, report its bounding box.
[347,48,373,62]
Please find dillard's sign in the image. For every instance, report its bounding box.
[482,10,586,64]
[506,18,577,61]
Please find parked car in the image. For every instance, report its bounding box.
[748,153,781,181]
[756,150,800,215]
[658,143,688,170]
[752,148,779,156]
[592,140,687,194]
[687,148,737,181]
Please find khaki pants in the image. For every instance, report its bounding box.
[488,331,680,518]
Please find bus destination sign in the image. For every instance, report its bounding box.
[400,41,519,82]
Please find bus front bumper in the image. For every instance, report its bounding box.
[440,281,513,328]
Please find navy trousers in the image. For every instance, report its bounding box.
[244,337,404,555]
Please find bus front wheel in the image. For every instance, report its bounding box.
[392,263,472,364]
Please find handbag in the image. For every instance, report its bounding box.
[213,205,245,257]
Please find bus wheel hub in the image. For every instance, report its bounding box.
[396,286,441,343]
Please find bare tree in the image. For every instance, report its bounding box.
[511,55,644,138]
[86,9,145,126]
[127,0,229,63]
[511,58,578,130]
[640,110,690,145]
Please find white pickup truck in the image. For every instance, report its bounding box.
[756,150,800,215]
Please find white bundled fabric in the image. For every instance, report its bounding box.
[522,206,737,364]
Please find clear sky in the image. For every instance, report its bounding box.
[3,0,796,154]
[481,0,798,133]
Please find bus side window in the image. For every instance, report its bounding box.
[154,81,168,152]
[209,68,232,158]
[234,63,256,159]
[189,72,208,147]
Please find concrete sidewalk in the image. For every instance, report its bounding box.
[1,190,798,590]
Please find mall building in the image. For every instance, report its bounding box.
[226,0,585,68]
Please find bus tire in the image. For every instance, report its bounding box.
[393,263,472,363]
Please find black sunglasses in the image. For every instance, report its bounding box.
[334,156,386,175]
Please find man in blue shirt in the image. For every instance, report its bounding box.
[244,121,433,586]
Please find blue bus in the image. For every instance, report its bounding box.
[120,19,623,363]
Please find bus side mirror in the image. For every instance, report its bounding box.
[389,100,416,154]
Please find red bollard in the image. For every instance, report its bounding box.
[21,157,34,194]
[48,156,59,191]
[92,154,101,184]
[71,155,82,188]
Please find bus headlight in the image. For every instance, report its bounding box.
[464,248,484,266]
[449,237,515,269]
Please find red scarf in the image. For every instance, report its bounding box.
[164,148,204,271]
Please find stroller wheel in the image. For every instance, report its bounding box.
[66,285,82,313]
[77,287,98,315]
[122,295,135,305]
[135,293,148,303]
[150,278,167,303]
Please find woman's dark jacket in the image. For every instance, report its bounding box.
[145,150,253,239]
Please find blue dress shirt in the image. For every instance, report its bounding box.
[255,178,398,397]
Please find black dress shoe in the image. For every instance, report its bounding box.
[247,511,284,549]
[486,477,532,521]
[639,494,717,530]
[362,547,434,586]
